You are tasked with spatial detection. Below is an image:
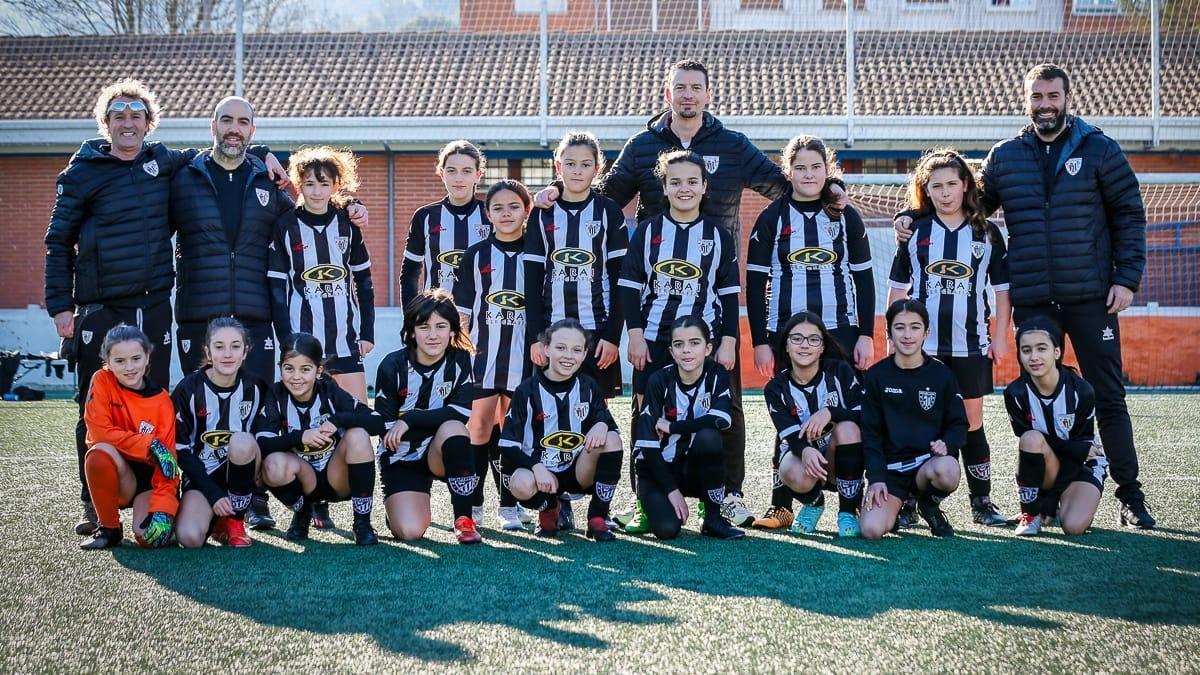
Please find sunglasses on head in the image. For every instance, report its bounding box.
[107,100,147,115]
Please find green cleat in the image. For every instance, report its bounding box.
[621,499,651,534]
[791,503,825,535]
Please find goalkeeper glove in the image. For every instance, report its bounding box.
[149,438,178,480]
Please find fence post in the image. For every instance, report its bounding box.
[1150,0,1161,148]
[845,0,856,147]
[234,0,244,96]
[539,0,549,147]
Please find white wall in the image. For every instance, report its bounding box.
[710,0,1064,32]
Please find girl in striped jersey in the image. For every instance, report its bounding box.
[1005,319,1107,536]
[375,290,481,545]
[268,146,375,402]
[258,333,383,546]
[500,319,624,541]
[457,179,534,531]
[173,318,276,548]
[400,140,491,308]
[763,312,865,538]
[632,317,744,540]
[746,135,874,527]
[886,148,1013,528]
[526,131,628,399]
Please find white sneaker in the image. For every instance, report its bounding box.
[498,506,525,530]
[471,505,484,527]
[515,504,533,524]
[721,493,755,527]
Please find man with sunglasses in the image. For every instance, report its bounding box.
[44,79,288,537]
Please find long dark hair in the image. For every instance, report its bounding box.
[908,147,990,238]
[774,311,850,368]
[780,135,843,220]
[402,289,474,355]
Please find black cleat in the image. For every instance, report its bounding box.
[585,516,615,542]
[971,496,1013,527]
[701,514,745,540]
[1119,501,1157,529]
[917,496,954,538]
[246,494,276,530]
[893,497,918,532]
[311,502,335,530]
[352,513,378,546]
[80,525,123,550]
[285,501,312,541]
[557,496,576,532]
[76,501,98,536]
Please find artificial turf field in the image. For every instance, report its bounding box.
[2,396,1198,673]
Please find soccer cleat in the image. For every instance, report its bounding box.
[612,496,640,529]
[720,493,755,527]
[1015,512,1042,536]
[971,496,1012,527]
[557,497,576,532]
[79,525,123,550]
[246,495,276,530]
[752,505,794,530]
[352,512,378,546]
[791,503,825,535]
[286,502,313,541]
[917,496,954,538]
[535,503,560,538]
[213,517,252,547]
[895,497,919,529]
[1119,502,1157,530]
[497,506,526,531]
[585,516,615,542]
[701,514,745,540]
[311,502,335,530]
[471,505,485,527]
[696,502,706,520]
[621,500,651,534]
[75,501,98,536]
[454,516,482,544]
[837,512,861,538]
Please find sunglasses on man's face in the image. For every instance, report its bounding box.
[107,100,147,115]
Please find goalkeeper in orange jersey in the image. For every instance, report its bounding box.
[79,325,180,549]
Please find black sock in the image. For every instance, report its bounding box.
[770,439,793,509]
[627,398,639,492]
[834,441,864,515]
[521,492,555,513]
[587,451,623,520]
[470,443,489,508]
[797,487,825,508]
[441,435,477,520]
[347,460,374,517]
[490,426,516,508]
[962,428,992,499]
[920,484,953,505]
[1016,451,1046,516]
[269,478,306,512]
[226,460,257,518]
[254,483,269,498]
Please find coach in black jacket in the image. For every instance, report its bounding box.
[898,64,1153,528]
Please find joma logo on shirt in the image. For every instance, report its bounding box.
[550,248,596,267]
[787,247,838,266]
[925,260,972,280]
[653,259,702,280]
[541,431,584,451]
[437,250,464,267]
[302,264,347,283]
[486,290,525,309]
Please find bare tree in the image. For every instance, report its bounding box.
[0,0,312,35]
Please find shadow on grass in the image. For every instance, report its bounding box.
[113,519,1200,662]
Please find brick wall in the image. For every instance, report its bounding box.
[0,157,61,309]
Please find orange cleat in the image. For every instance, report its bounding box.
[454,516,482,545]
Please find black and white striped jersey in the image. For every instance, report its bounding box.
[746,199,873,341]
[456,235,527,393]
[172,367,275,477]
[618,214,739,344]
[634,360,733,464]
[499,371,617,473]
[400,198,491,307]
[268,207,374,357]
[373,347,473,463]
[525,193,629,344]
[764,359,863,453]
[1004,366,1097,464]
[263,378,381,472]
[888,214,1010,357]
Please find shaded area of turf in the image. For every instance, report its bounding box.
[1,398,1198,672]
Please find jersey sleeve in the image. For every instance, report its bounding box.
[327,382,387,436]
[745,204,776,346]
[400,207,427,308]
[1003,381,1034,438]
[585,378,618,432]
[252,384,281,441]
[597,136,641,208]
[171,380,225,506]
[987,228,1010,292]
[715,227,741,341]
[633,373,679,493]
[1060,378,1098,463]
[828,360,864,424]
[524,210,548,346]
[888,237,913,291]
[844,206,876,339]
[764,377,803,449]
[602,202,630,344]
[498,384,538,470]
[348,223,376,344]
[455,246,478,319]
[372,353,403,426]
[268,223,293,342]
[618,222,649,331]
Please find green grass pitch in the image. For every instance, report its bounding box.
[1,396,1198,672]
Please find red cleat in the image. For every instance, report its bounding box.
[535,503,560,538]
[585,516,615,542]
[212,516,252,547]
[454,516,482,545]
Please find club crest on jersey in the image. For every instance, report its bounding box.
[138,421,155,435]
[823,220,841,239]
[181,339,191,353]
[971,242,986,259]
[703,155,720,174]
[573,402,589,421]
[918,389,937,411]
[239,401,253,420]
[1065,157,1082,176]
[256,188,270,207]
[1056,413,1075,435]
[81,330,93,345]
[435,381,453,399]
[142,160,159,177]
[698,239,714,256]
[475,223,490,239]
[336,236,350,253]
[824,391,840,408]
[700,393,712,410]
[585,220,603,238]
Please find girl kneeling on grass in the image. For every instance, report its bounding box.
[859,300,969,539]
[764,311,865,538]
[631,317,744,540]
[173,317,276,548]
[80,325,180,550]
[500,319,624,541]
[375,289,481,545]
[259,333,383,546]
[1004,318,1107,536]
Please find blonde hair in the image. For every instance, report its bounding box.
[288,146,361,209]
[93,79,161,140]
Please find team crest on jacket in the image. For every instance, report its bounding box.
[435,381,453,399]
[336,236,350,253]
[585,220,602,238]
[918,389,936,411]
[573,401,590,420]
[703,155,720,174]
[181,339,191,353]
[239,401,253,420]
[971,241,986,259]
[142,160,159,177]
[1065,157,1082,176]
[256,188,270,207]
[81,330,93,345]
[698,239,714,256]
[823,220,841,239]
[1056,413,1075,435]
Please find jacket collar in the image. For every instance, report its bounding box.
[187,148,267,176]
[75,138,156,163]
[1019,115,1100,175]
[647,110,723,146]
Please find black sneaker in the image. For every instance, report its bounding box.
[75,501,98,536]
[894,497,918,530]
[557,496,576,532]
[917,496,954,538]
[285,501,312,541]
[352,513,379,546]
[971,496,1013,527]
[80,525,123,550]
[246,494,276,530]
[701,514,746,540]
[311,502,335,530]
[1119,501,1157,529]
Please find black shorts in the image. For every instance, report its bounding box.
[178,319,278,382]
[631,341,672,397]
[634,453,710,501]
[882,469,920,502]
[938,354,993,399]
[325,352,364,375]
[378,428,440,497]
[307,465,344,502]
[581,348,623,398]
[129,460,154,498]
[181,463,229,494]
[1052,456,1108,494]
[499,453,588,497]
[474,387,516,400]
